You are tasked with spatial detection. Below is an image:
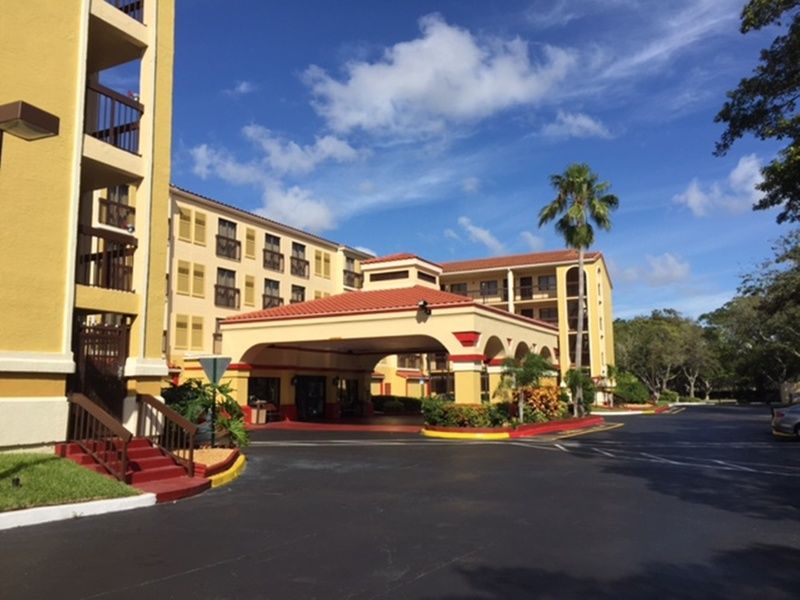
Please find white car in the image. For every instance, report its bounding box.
[772,403,800,438]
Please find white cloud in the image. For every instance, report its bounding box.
[303,14,575,136]
[674,154,763,217]
[457,216,505,255]
[256,183,335,232]
[525,0,580,30]
[620,253,691,287]
[354,246,377,256]
[242,124,358,175]
[540,110,612,139]
[520,231,544,251]
[190,144,266,186]
[462,177,480,194]
[444,228,461,241]
[223,80,257,96]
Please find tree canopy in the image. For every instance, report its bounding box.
[715,0,800,223]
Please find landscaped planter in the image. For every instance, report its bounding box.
[421,416,605,440]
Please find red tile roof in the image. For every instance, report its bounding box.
[361,253,442,268]
[440,249,601,273]
[224,286,473,323]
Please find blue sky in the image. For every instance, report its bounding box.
[166,0,788,319]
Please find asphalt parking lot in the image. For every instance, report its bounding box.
[1,405,798,599]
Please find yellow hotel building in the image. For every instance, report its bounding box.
[0,0,175,447]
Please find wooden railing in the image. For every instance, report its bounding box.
[75,225,137,291]
[136,395,197,478]
[99,197,135,230]
[262,294,284,309]
[263,249,284,272]
[343,269,363,289]
[67,393,131,481]
[216,234,241,261]
[85,82,144,154]
[290,257,310,278]
[106,0,144,22]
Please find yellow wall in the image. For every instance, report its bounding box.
[0,0,85,354]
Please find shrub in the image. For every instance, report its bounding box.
[382,399,405,413]
[660,390,679,404]
[565,369,596,414]
[522,387,568,421]
[613,371,650,405]
[372,395,422,413]
[421,397,509,427]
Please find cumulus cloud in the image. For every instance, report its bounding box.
[457,216,505,255]
[303,14,575,136]
[223,80,257,96]
[242,125,358,176]
[520,231,544,251]
[673,154,763,217]
[256,183,336,232]
[462,177,480,194]
[540,110,612,139]
[620,253,691,287]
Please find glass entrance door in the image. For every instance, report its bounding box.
[295,376,326,421]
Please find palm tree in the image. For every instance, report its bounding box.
[539,163,618,416]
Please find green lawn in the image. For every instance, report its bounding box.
[0,453,139,512]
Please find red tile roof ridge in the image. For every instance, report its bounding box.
[440,249,602,272]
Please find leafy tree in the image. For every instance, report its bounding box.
[609,367,651,405]
[539,163,618,415]
[677,319,721,398]
[715,0,800,223]
[565,368,596,414]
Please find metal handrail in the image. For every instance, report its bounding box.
[136,394,197,478]
[67,393,131,481]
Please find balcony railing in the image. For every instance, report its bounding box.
[76,225,136,291]
[343,269,363,289]
[106,0,144,22]
[449,286,556,304]
[290,257,310,278]
[262,294,284,309]
[517,285,557,300]
[214,284,240,309]
[99,197,135,230]
[263,249,284,272]
[216,235,241,261]
[85,82,143,154]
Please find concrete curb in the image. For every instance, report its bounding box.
[421,429,510,440]
[421,416,606,441]
[208,454,247,488]
[0,493,157,531]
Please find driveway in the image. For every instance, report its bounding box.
[1,406,798,599]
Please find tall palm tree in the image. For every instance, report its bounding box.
[539,163,618,416]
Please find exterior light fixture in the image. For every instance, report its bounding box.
[0,101,60,166]
[417,299,431,315]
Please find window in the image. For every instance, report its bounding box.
[218,218,236,239]
[174,314,189,349]
[176,260,190,295]
[213,318,224,354]
[265,233,280,252]
[518,276,533,300]
[178,208,192,242]
[480,280,498,296]
[291,285,305,303]
[248,377,280,407]
[520,308,534,318]
[263,279,282,308]
[398,354,422,369]
[449,282,468,295]
[291,243,309,277]
[217,268,235,287]
[538,275,556,291]
[418,271,436,283]
[314,250,323,277]
[539,307,558,323]
[192,264,204,298]
[190,316,204,351]
[244,275,255,306]
[369,270,408,282]
[215,268,239,309]
[292,242,306,259]
[193,211,206,245]
[216,218,240,260]
[245,228,256,259]
[345,256,356,272]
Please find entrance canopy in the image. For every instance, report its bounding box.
[219,286,558,406]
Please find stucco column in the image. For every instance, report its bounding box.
[507,268,515,313]
[452,361,483,404]
[486,365,506,403]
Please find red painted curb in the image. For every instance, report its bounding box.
[196,449,240,478]
[509,416,605,439]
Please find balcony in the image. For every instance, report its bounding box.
[449,288,503,305]
[106,0,144,22]
[214,285,240,309]
[262,295,284,309]
[263,249,285,272]
[75,225,136,292]
[290,257,310,278]
[85,82,143,154]
[216,235,241,261]
[516,285,557,301]
[343,269,363,289]
[98,197,135,230]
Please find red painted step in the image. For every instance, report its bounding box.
[128,456,176,471]
[128,464,186,484]
[134,476,211,503]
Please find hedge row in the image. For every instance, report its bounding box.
[371,395,422,414]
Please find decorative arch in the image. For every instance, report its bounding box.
[539,346,553,362]
[483,335,507,364]
[514,341,530,362]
